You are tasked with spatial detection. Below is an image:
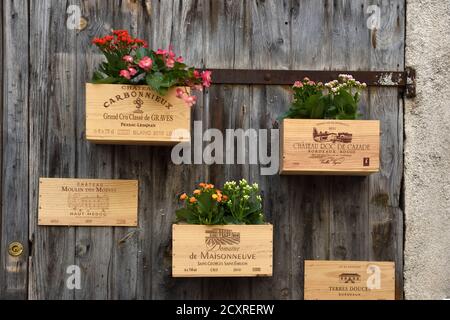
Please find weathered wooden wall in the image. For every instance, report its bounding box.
[0,0,405,300]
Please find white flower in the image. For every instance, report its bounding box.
[256,195,262,202]
[243,195,250,200]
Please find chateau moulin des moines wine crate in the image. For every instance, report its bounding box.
[38,178,138,226]
[304,260,395,300]
[280,119,380,175]
[86,84,191,145]
[172,224,273,277]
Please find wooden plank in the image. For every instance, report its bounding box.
[0,0,29,300]
[304,260,395,300]
[327,0,372,276]
[172,225,273,277]
[280,119,380,175]
[201,0,254,300]
[73,0,122,300]
[85,84,191,145]
[367,0,405,300]
[38,178,138,226]
[248,0,292,300]
[289,0,334,300]
[28,0,78,300]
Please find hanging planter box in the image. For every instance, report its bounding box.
[280,119,380,175]
[85,84,191,145]
[172,224,273,277]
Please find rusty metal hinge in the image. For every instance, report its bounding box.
[405,67,416,98]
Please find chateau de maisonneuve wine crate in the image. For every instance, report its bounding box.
[38,178,138,226]
[280,119,380,175]
[304,260,395,300]
[86,84,191,145]
[172,224,273,277]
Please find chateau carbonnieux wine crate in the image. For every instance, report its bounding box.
[86,84,191,145]
[172,224,273,277]
[280,119,380,175]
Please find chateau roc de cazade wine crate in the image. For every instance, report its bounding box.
[86,84,191,145]
[280,119,380,175]
[172,224,273,277]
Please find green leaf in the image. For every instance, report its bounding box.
[175,208,192,222]
[146,72,164,93]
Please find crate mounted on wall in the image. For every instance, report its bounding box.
[172,224,273,277]
[85,84,191,145]
[280,119,380,175]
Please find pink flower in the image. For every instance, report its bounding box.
[307,81,316,86]
[176,88,185,98]
[156,49,167,55]
[138,56,153,71]
[165,57,175,68]
[303,77,310,82]
[183,95,197,107]
[193,70,201,79]
[201,70,212,87]
[167,46,176,59]
[192,84,203,92]
[123,55,134,63]
[128,67,137,76]
[293,81,303,88]
[176,56,184,63]
[119,69,131,80]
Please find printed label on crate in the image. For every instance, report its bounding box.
[38,178,138,226]
[86,84,190,144]
[304,260,395,300]
[281,119,380,174]
[172,225,273,277]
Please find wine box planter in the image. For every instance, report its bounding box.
[85,84,191,145]
[280,119,380,175]
[172,224,273,277]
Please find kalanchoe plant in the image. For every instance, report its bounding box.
[91,30,212,107]
[176,180,265,225]
[280,74,367,120]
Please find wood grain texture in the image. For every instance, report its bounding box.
[1,0,404,300]
[1,0,29,300]
[172,224,273,277]
[249,0,293,300]
[304,260,395,300]
[280,119,380,175]
[367,0,405,300]
[85,84,191,145]
[38,178,138,226]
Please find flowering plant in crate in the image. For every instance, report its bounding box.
[281,74,367,120]
[176,180,265,225]
[91,30,211,107]
[279,74,379,175]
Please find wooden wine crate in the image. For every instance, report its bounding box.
[280,119,380,175]
[86,84,191,145]
[172,224,273,277]
[304,260,395,300]
[38,178,138,226]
